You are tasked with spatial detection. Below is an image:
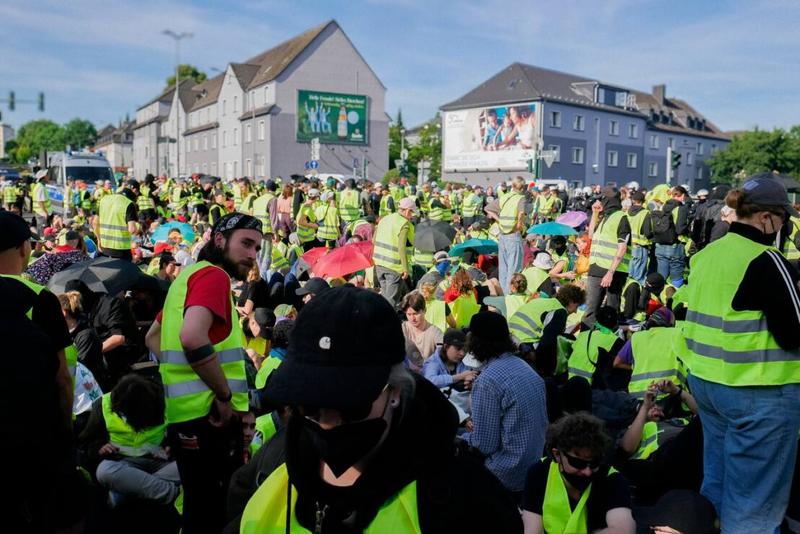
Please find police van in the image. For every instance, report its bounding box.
[45,151,115,214]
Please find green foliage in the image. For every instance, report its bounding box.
[165,64,207,90]
[381,168,402,185]
[10,118,98,164]
[407,114,442,183]
[708,128,800,184]
[63,118,98,149]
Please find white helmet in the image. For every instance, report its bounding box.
[582,186,592,195]
[557,183,566,191]
[696,189,709,197]
[626,181,640,191]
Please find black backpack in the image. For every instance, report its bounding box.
[651,208,677,245]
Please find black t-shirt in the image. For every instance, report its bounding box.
[523,459,631,531]
[239,279,270,309]
[28,284,73,353]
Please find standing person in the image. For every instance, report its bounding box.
[626,190,652,286]
[137,174,158,226]
[338,178,361,225]
[372,197,416,306]
[295,188,320,251]
[462,311,548,500]
[682,177,800,532]
[145,212,262,533]
[236,286,522,533]
[583,186,630,327]
[653,186,690,287]
[3,178,19,211]
[492,175,527,294]
[94,179,139,261]
[315,191,340,248]
[32,169,52,234]
[252,179,277,276]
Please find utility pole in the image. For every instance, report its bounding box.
[163,29,193,178]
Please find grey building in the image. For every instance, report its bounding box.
[134,20,388,182]
[93,120,134,172]
[440,63,729,192]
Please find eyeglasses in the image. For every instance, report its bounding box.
[299,385,390,425]
[561,450,602,471]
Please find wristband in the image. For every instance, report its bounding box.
[216,390,233,403]
[185,343,214,363]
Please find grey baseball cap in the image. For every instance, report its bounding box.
[742,174,799,217]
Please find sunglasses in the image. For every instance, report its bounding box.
[561,450,602,471]
[299,385,389,425]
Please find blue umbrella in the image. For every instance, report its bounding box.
[150,221,196,245]
[449,238,498,257]
[526,221,577,236]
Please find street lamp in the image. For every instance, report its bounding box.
[163,29,193,178]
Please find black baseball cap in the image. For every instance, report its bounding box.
[295,277,330,297]
[263,285,405,408]
[741,174,799,217]
[0,212,35,251]
[443,328,466,348]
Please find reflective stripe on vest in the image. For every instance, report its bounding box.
[427,200,445,221]
[785,217,800,261]
[159,261,248,423]
[379,195,393,218]
[681,232,800,386]
[589,210,631,273]
[250,411,278,455]
[137,185,156,211]
[240,463,421,534]
[412,249,434,268]
[508,297,564,344]
[252,193,275,235]
[632,421,661,460]
[98,194,132,250]
[568,329,619,384]
[315,204,340,242]
[628,208,651,247]
[373,213,412,273]
[295,204,317,243]
[338,189,360,222]
[499,192,524,233]
[628,327,684,397]
[542,460,590,534]
[101,393,166,457]
[3,186,18,203]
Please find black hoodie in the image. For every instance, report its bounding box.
[225,375,522,533]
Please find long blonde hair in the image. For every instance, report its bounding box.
[58,291,83,318]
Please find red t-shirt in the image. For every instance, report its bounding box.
[156,265,233,344]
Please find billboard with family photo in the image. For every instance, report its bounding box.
[443,102,541,171]
[297,89,368,145]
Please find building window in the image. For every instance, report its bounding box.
[697,166,704,180]
[571,147,584,164]
[246,159,252,176]
[627,153,637,168]
[211,162,217,174]
[222,131,227,148]
[234,161,238,177]
[697,142,704,155]
[650,135,659,149]
[258,120,265,141]
[548,145,560,163]
[194,138,198,151]
[265,86,269,104]
[628,123,638,138]
[609,120,619,136]
[550,111,561,128]
[203,163,208,173]
[711,143,717,154]
[233,96,238,113]
[145,146,149,159]
[186,140,190,153]
[687,152,694,166]
[573,115,584,131]
[211,133,217,149]
[222,100,227,116]
[246,124,252,143]
[203,135,208,150]
[233,128,238,146]
[668,137,675,149]
[648,162,658,177]
[607,150,618,167]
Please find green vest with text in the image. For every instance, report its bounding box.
[499,192,524,233]
[101,393,166,457]
[98,193,133,250]
[568,329,619,384]
[373,212,412,274]
[240,463,421,534]
[509,297,564,344]
[159,261,248,424]
[682,232,800,386]
[589,210,630,273]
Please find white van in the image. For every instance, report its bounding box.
[46,152,115,214]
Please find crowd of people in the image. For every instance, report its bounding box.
[3,166,800,533]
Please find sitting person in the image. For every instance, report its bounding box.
[522,252,556,297]
[243,308,275,386]
[522,412,635,533]
[422,328,477,390]
[80,374,179,506]
[401,291,443,369]
[443,269,482,328]
[567,306,624,389]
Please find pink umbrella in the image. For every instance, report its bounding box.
[313,243,373,279]
[556,210,588,228]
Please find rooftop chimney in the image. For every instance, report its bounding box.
[653,84,666,105]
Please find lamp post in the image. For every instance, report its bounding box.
[163,29,193,178]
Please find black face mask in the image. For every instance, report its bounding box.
[562,470,593,492]
[300,400,390,477]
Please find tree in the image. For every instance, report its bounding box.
[388,109,405,171]
[14,119,66,164]
[63,118,97,149]
[164,64,207,91]
[708,128,800,184]
[408,114,442,183]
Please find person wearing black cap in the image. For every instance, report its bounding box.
[682,175,800,531]
[294,276,330,306]
[233,286,522,533]
[145,211,262,533]
[93,179,139,261]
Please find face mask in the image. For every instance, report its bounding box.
[562,470,593,492]
[435,261,450,277]
[301,402,390,477]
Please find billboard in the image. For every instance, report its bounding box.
[443,102,541,171]
[297,90,368,145]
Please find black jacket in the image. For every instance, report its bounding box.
[224,376,522,533]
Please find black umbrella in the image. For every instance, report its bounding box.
[413,220,457,253]
[48,256,145,295]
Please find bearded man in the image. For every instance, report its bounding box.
[145,212,262,533]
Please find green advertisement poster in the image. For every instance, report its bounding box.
[297,90,368,145]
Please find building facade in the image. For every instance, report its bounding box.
[93,120,134,172]
[0,123,15,159]
[133,20,388,182]
[440,64,729,191]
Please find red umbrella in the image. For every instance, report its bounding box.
[301,246,328,266]
[313,243,373,279]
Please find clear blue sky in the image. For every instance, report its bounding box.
[2,0,799,134]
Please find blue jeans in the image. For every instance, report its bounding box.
[498,232,523,294]
[628,246,649,286]
[689,374,800,533]
[655,243,685,286]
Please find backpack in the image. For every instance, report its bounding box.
[651,208,677,245]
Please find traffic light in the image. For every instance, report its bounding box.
[8,91,15,111]
[671,151,682,169]
[38,92,45,112]
[527,158,534,173]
